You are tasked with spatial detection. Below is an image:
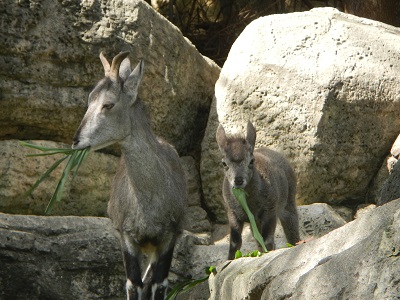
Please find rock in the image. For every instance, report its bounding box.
[176,203,348,299]
[0,140,210,229]
[378,159,400,206]
[200,7,400,222]
[0,140,118,216]
[0,213,125,299]
[0,0,220,156]
[0,212,210,300]
[209,199,400,300]
[0,202,349,299]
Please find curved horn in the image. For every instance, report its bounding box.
[99,52,111,77]
[109,51,130,81]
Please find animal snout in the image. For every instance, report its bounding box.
[234,176,244,187]
[72,136,80,148]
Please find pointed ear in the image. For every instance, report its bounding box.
[119,57,131,81]
[216,124,228,151]
[99,52,111,76]
[124,60,144,103]
[246,121,256,150]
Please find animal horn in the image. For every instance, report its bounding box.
[109,51,130,81]
[99,52,111,77]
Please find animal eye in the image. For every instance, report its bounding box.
[249,158,255,169]
[221,160,229,169]
[102,103,115,110]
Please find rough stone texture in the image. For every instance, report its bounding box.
[0,140,118,216]
[200,7,400,222]
[209,199,400,300]
[379,160,400,205]
[0,0,220,156]
[181,156,212,233]
[0,140,210,234]
[0,214,125,300]
[0,213,210,300]
[0,203,347,299]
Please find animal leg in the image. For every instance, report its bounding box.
[121,235,143,300]
[260,211,277,251]
[228,216,244,260]
[279,203,300,246]
[142,245,175,300]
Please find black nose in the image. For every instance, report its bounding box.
[234,177,244,186]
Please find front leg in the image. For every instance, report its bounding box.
[121,233,143,300]
[228,214,244,260]
[260,210,277,251]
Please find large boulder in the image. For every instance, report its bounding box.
[0,0,220,155]
[0,202,348,299]
[209,199,400,299]
[201,7,400,222]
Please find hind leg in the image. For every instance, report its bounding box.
[279,202,300,246]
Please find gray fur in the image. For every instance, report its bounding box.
[73,52,186,300]
[216,122,300,259]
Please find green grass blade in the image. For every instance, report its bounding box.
[232,188,268,253]
[166,266,216,299]
[20,141,72,153]
[45,153,78,214]
[21,141,90,214]
[70,147,89,185]
[26,151,74,157]
[25,155,69,197]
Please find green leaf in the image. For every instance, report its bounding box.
[235,250,243,259]
[286,243,294,248]
[250,250,261,257]
[232,188,268,253]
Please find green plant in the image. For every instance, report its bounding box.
[232,187,268,253]
[20,141,89,214]
[166,266,216,299]
[235,249,262,259]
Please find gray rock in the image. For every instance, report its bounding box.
[0,140,118,216]
[201,7,400,222]
[0,202,348,299]
[0,140,210,233]
[209,199,400,300]
[0,0,220,155]
[379,159,400,206]
[0,213,125,299]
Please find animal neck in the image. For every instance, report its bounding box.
[118,99,166,189]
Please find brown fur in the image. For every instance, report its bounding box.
[216,122,300,259]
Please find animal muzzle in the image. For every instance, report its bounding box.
[233,176,246,188]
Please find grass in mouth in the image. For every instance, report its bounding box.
[232,187,268,253]
[20,141,90,214]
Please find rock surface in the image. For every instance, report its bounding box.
[201,7,400,222]
[379,160,400,206]
[0,140,211,234]
[0,203,347,299]
[209,199,400,300]
[0,0,220,156]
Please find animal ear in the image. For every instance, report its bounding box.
[216,124,228,150]
[246,121,256,149]
[124,60,145,103]
[119,57,131,81]
[99,52,111,76]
